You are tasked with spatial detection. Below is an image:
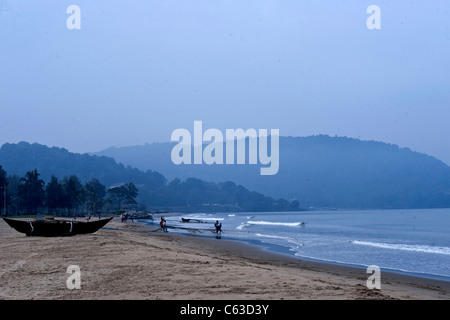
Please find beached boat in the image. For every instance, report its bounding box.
[3,216,113,237]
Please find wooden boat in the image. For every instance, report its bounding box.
[181,218,206,223]
[3,216,114,237]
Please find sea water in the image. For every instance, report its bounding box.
[143,208,450,281]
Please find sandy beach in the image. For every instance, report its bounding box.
[0,217,449,300]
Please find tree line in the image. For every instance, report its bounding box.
[0,142,303,213]
[0,166,138,216]
[147,177,301,212]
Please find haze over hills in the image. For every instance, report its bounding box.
[0,142,299,213]
[2,135,450,211]
[95,135,450,209]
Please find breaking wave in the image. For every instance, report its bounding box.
[255,233,303,247]
[247,221,304,227]
[352,240,450,256]
[236,223,249,230]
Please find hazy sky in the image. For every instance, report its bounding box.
[1,1,450,163]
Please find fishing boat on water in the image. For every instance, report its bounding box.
[181,217,207,223]
[3,216,113,237]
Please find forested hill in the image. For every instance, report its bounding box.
[0,142,167,189]
[0,142,299,212]
[96,135,450,209]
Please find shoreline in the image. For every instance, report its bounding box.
[156,227,450,297]
[163,229,450,284]
[232,238,450,283]
[142,216,450,284]
[1,217,449,300]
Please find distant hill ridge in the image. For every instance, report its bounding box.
[95,135,450,209]
[0,141,167,188]
[0,141,299,212]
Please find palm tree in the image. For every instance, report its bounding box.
[0,166,7,215]
[61,175,85,216]
[124,182,139,209]
[45,175,64,215]
[85,178,106,215]
[19,169,45,214]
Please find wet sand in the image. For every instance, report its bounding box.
[0,217,449,300]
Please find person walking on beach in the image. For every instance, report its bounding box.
[214,220,222,234]
[160,216,168,232]
[214,220,222,239]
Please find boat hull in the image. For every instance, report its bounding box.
[3,217,113,237]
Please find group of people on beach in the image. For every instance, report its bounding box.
[159,216,223,235]
[120,213,134,222]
